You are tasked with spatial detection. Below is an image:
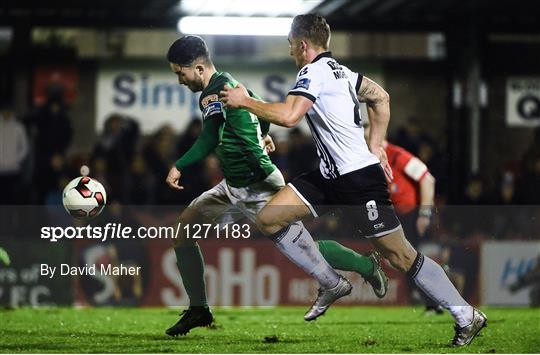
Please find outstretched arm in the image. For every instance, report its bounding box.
[175,117,221,170]
[220,83,313,128]
[165,117,221,190]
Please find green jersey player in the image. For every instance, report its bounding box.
[178,71,275,188]
[164,35,387,336]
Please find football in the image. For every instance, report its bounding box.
[62,176,107,219]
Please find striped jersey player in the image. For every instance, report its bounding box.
[221,13,487,346]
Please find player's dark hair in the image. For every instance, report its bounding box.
[290,14,331,50]
[167,35,211,66]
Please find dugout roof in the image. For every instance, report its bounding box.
[1,0,539,32]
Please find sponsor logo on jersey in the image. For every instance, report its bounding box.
[201,94,219,108]
[293,78,311,90]
[203,101,223,118]
[374,222,385,230]
[327,60,342,71]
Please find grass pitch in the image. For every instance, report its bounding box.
[1,306,538,353]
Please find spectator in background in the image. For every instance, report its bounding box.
[90,157,110,195]
[175,119,206,203]
[462,175,490,205]
[417,138,447,198]
[516,127,540,204]
[392,116,423,155]
[92,114,139,202]
[177,119,202,154]
[287,127,318,179]
[491,171,526,239]
[271,137,290,180]
[143,124,176,205]
[391,116,447,199]
[0,101,29,204]
[44,175,72,226]
[127,154,156,205]
[495,171,516,205]
[450,175,492,240]
[46,154,69,199]
[25,91,72,203]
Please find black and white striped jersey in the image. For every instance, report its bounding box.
[288,51,379,179]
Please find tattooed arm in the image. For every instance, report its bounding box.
[358,76,393,181]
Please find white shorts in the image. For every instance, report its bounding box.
[189,169,285,227]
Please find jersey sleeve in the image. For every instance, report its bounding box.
[404,157,429,182]
[201,93,226,121]
[393,148,429,182]
[287,64,324,103]
[393,149,413,173]
[175,116,222,170]
[201,76,236,121]
[343,66,363,93]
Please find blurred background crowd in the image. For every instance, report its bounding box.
[2,89,539,241]
[2,86,539,208]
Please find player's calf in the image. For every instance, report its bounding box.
[370,229,417,274]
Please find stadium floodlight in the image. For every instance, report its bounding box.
[179,0,323,17]
[178,16,293,36]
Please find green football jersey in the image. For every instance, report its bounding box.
[199,71,276,187]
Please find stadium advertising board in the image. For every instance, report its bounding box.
[0,241,72,307]
[73,240,408,307]
[95,64,298,134]
[481,241,540,306]
[506,77,540,127]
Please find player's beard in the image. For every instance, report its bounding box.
[187,77,204,92]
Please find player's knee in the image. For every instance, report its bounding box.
[255,211,273,235]
[256,209,281,235]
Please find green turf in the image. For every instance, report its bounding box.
[0,306,538,353]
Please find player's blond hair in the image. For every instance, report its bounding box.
[290,14,331,50]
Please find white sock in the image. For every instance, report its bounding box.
[269,221,340,289]
[409,253,473,327]
[448,306,474,328]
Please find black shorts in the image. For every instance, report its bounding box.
[289,163,401,238]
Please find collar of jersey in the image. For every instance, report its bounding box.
[202,71,223,95]
[208,71,221,86]
[311,51,333,63]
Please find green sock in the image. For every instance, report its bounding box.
[318,240,374,277]
[174,244,208,308]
